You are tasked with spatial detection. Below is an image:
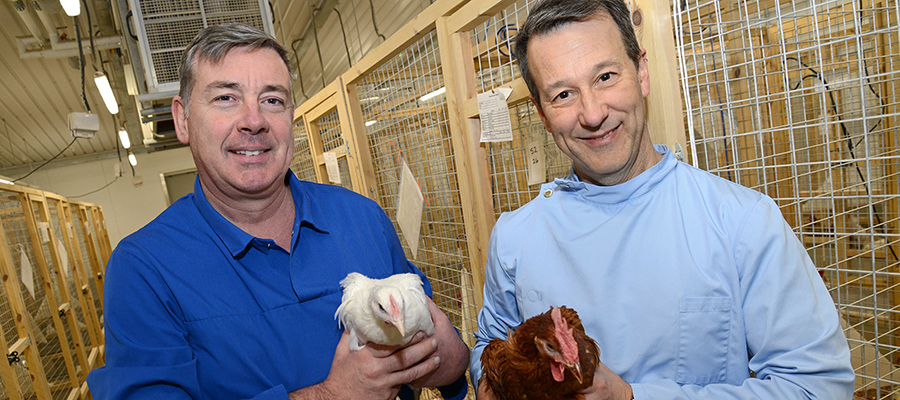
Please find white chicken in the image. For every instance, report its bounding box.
[335,272,435,351]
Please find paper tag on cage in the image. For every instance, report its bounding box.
[19,247,35,299]
[323,152,341,184]
[478,88,514,143]
[38,222,50,243]
[397,159,424,258]
[526,139,547,185]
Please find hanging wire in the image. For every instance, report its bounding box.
[12,138,78,183]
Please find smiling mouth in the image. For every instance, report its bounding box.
[232,150,268,156]
[580,124,620,142]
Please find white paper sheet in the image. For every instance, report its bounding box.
[526,138,547,185]
[19,247,34,299]
[323,152,341,184]
[478,88,514,143]
[396,159,424,258]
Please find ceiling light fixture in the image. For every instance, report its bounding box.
[365,120,377,127]
[118,128,131,149]
[128,152,137,167]
[94,71,119,114]
[59,0,81,16]
[419,87,446,102]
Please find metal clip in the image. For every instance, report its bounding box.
[58,309,66,318]
[7,351,19,365]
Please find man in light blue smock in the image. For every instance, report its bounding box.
[470,0,855,399]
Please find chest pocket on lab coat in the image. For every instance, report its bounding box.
[676,296,731,385]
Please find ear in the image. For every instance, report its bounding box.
[172,95,190,145]
[638,49,651,98]
[531,95,551,133]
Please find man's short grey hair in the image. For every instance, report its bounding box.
[178,22,294,113]
[514,0,641,107]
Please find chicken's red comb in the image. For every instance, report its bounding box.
[551,307,579,363]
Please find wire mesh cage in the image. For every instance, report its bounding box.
[674,0,900,397]
[68,207,104,322]
[292,118,319,183]
[3,199,78,398]
[42,202,94,367]
[314,109,355,190]
[356,28,479,399]
[470,0,573,216]
[0,191,51,398]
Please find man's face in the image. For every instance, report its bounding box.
[529,13,655,186]
[173,47,294,198]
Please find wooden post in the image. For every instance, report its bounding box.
[633,0,687,156]
[75,205,105,309]
[340,77,381,200]
[437,17,496,312]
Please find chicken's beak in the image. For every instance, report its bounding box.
[568,361,583,384]
[393,317,406,337]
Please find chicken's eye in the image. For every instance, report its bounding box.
[378,305,385,312]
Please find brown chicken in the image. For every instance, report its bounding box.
[479,306,600,400]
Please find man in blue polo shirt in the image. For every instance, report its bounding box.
[86,23,468,399]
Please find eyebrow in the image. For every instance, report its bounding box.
[203,81,291,97]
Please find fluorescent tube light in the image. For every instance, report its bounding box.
[365,120,377,127]
[419,87,446,102]
[60,0,80,16]
[128,153,137,166]
[118,128,131,149]
[94,71,119,114]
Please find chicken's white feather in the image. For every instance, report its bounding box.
[336,272,435,351]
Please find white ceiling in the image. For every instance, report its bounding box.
[0,0,434,181]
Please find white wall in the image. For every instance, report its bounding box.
[16,147,195,249]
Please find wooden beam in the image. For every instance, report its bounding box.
[633,0,687,154]
[342,0,469,85]
[437,16,496,313]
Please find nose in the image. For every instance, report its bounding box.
[239,102,268,135]
[578,89,608,129]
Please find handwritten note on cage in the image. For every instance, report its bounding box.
[323,152,341,184]
[397,159,423,258]
[478,88,514,143]
[19,247,35,299]
[526,139,546,185]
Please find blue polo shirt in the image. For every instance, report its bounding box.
[87,173,467,399]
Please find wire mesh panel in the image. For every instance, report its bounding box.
[291,118,319,182]
[0,191,46,398]
[356,29,478,398]
[41,203,94,363]
[68,209,103,324]
[315,110,355,190]
[674,0,900,397]
[1,198,78,399]
[470,0,573,216]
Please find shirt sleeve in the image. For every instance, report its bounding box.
[633,197,855,399]
[85,242,290,400]
[470,217,523,389]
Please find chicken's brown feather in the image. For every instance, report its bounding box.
[479,306,600,400]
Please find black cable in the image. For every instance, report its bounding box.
[12,138,78,183]
[290,38,308,100]
[333,9,353,68]
[74,17,90,112]
[368,0,386,41]
[81,0,100,71]
[786,56,897,262]
[308,0,327,88]
[69,175,119,199]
